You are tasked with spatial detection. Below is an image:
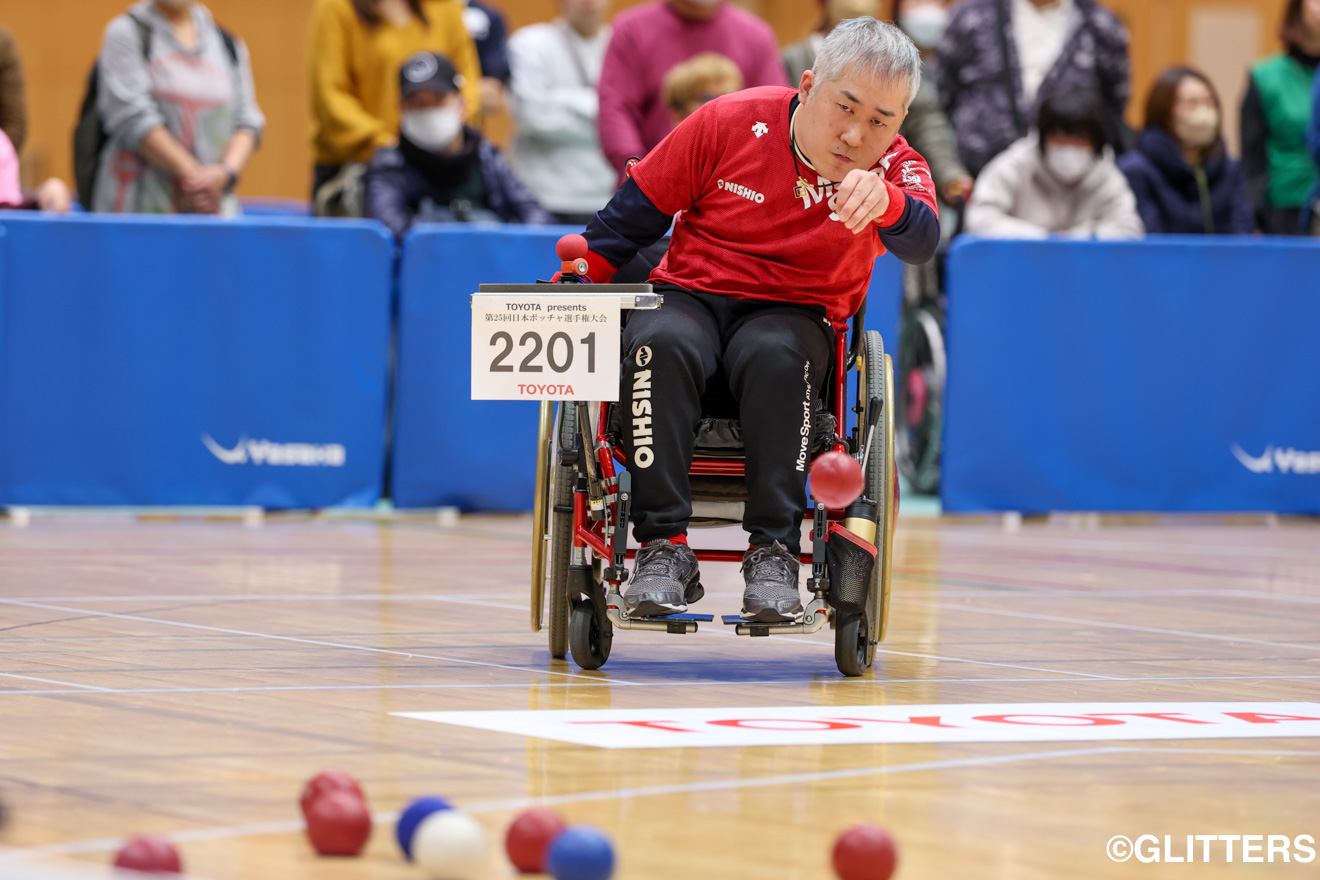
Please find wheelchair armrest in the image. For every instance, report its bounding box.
[848,298,868,365]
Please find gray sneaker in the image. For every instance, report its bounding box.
[623,539,703,617]
[740,541,803,623]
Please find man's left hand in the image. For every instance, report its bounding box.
[829,169,890,234]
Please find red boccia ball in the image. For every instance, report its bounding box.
[300,770,365,816]
[113,835,183,874]
[556,234,588,261]
[305,790,372,857]
[832,824,898,880]
[505,808,569,873]
[810,450,866,510]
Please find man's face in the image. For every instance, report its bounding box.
[795,69,909,182]
[561,0,609,33]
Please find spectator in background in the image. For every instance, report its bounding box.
[92,0,264,214]
[893,0,972,209]
[461,0,512,122]
[508,0,614,225]
[938,0,1130,178]
[310,0,482,215]
[782,0,879,86]
[966,87,1142,238]
[1118,68,1253,235]
[1241,0,1320,235]
[364,52,551,240]
[0,131,73,213]
[663,52,743,124]
[0,26,27,156]
[597,0,787,176]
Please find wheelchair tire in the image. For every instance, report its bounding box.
[835,329,892,676]
[546,403,579,659]
[569,601,611,670]
[834,611,869,678]
[896,307,945,495]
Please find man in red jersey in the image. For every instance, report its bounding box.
[574,17,939,622]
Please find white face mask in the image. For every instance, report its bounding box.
[899,5,950,50]
[401,106,463,152]
[1044,144,1096,185]
[1173,105,1220,150]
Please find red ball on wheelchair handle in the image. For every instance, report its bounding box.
[810,450,865,510]
[556,234,588,261]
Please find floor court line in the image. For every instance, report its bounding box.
[0,594,1126,688]
[2,673,1319,699]
[0,746,1127,864]
[910,589,1320,605]
[901,600,1320,653]
[0,599,639,687]
[0,672,110,692]
[695,627,1119,680]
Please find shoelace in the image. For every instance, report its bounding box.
[636,540,686,580]
[741,543,796,585]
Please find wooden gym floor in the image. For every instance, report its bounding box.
[0,512,1317,879]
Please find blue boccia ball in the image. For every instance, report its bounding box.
[547,825,615,880]
[396,796,453,861]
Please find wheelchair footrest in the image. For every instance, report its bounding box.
[645,613,715,622]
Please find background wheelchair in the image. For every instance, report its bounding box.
[527,238,898,677]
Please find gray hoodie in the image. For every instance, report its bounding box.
[94,1,264,214]
[966,134,1143,239]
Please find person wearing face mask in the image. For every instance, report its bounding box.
[363,52,552,241]
[937,0,1131,178]
[596,0,788,176]
[1240,0,1320,235]
[88,0,264,214]
[966,86,1142,239]
[1117,68,1253,235]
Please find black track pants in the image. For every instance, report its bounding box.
[621,286,834,553]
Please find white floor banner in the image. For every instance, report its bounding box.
[394,703,1320,750]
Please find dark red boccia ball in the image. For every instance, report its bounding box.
[810,450,866,510]
[305,789,372,857]
[113,835,183,874]
[506,808,569,873]
[300,770,365,817]
[832,823,898,880]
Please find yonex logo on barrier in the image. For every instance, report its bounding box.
[1230,444,1320,474]
[202,435,347,467]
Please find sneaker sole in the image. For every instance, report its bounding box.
[739,605,804,624]
[628,599,688,617]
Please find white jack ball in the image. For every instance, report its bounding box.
[412,809,486,880]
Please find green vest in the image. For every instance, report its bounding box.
[1250,54,1318,209]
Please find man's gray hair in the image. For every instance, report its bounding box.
[812,17,923,108]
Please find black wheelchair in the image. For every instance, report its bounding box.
[526,238,898,677]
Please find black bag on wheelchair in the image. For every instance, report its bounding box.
[826,524,876,615]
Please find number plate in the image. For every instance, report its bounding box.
[471,294,621,401]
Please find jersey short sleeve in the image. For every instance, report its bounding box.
[628,101,726,216]
[880,137,939,225]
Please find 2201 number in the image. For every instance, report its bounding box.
[489,331,597,374]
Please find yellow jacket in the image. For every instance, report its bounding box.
[310,0,482,166]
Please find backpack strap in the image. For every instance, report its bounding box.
[217,27,239,66]
[128,13,153,60]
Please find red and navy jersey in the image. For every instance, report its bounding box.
[582,86,940,328]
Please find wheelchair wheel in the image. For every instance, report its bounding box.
[896,306,945,495]
[545,403,579,659]
[569,601,611,670]
[833,329,894,676]
[834,611,869,677]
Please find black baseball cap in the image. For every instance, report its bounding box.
[399,52,465,98]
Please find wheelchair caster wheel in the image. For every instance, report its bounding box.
[834,611,871,677]
[569,602,612,670]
